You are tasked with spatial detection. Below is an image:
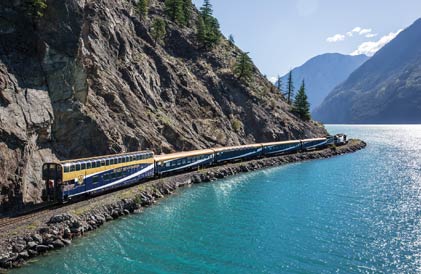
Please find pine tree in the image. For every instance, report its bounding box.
[196,0,221,49]
[165,0,186,25]
[150,18,167,46]
[25,0,48,18]
[286,70,294,104]
[136,0,149,17]
[182,0,192,26]
[292,80,311,121]
[234,52,254,81]
[276,75,283,93]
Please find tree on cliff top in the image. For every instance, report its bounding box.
[165,0,192,26]
[292,80,311,121]
[196,0,221,50]
[234,52,254,81]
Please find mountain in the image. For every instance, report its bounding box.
[280,53,368,111]
[0,0,326,209]
[313,19,421,124]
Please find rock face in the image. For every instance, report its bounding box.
[0,0,326,209]
[313,19,421,123]
[279,53,368,111]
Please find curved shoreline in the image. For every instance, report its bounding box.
[0,140,366,270]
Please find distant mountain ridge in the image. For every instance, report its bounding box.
[280,53,368,111]
[313,18,421,124]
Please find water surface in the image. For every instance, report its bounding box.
[13,125,421,273]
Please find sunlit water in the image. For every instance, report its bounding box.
[12,125,421,273]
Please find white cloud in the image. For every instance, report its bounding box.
[326,34,345,43]
[352,27,362,33]
[365,33,378,38]
[351,29,403,56]
[346,31,353,37]
[268,76,277,83]
[358,28,372,35]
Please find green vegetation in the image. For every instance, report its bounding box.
[292,80,311,121]
[285,70,294,105]
[165,0,192,26]
[196,0,221,49]
[136,0,150,17]
[233,52,254,81]
[25,0,48,18]
[231,118,243,132]
[150,18,167,46]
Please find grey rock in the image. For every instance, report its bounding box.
[35,245,49,253]
[52,239,65,248]
[18,251,29,259]
[62,239,72,246]
[27,241,37,249]
[31,234,43,244]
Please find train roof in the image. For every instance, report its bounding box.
[260,140,301,146]
[154,149,215,161]
[211,143,262,152]
[301,137,326,142]
[58,150,154,165]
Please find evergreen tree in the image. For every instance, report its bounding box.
[276,75,283,93]
[228,34,235,45]
[196,0,221,49]
[286,70,294,104]
[25,0,47,18]
[292,80,311,121]
[165,0,186,25]
[234,52,254,81]
[150,18,167,46]
[136,0,149,17]
[182,0,192,26]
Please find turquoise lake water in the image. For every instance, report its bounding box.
[13,125,421,273]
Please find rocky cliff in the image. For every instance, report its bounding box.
[0,0,326,209]
[313,19,421,124]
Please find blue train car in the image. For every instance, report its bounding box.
[154,149,215,175]
[301,138,329,150]
[213,144,263,163]
[261,140,302,156]
[42,151,155,202]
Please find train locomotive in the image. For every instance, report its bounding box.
[42,135,345,203]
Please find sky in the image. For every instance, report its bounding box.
[192,0,421,81]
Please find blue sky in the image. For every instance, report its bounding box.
[192,0,421,80]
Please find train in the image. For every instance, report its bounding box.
[42,135,347,202]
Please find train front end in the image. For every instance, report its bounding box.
[42,163,64,202]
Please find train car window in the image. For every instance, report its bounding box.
[86,162,91,169]
[70,165,75,172]
[101,160,105,167]
[126,156,130,162]
[76,164,81,171]
[166,162,170,167]
[81,163,86,170]
[64,166,69,173]
[106,160,110,166]
[122,157,126,163]
[93,176,99,183]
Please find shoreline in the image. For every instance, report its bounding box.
[0,139,366,270]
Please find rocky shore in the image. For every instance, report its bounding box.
[0,140,366,270]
